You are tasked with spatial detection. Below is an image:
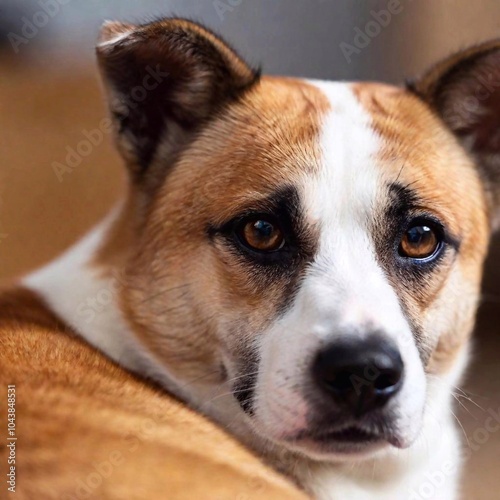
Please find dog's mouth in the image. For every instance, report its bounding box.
[314,425,381,444]
[285,422,404,456]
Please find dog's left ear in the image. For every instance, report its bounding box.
[96,18,259,181]
[409,40,500,229]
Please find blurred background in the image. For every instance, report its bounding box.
[0,1,499,498]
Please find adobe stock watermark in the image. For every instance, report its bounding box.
[340,0,411,64]
[8,0,73,54]
[59,450,125,500]
[58,417,160,499]
[443,70,500,129]
[213,0,244,22]
[408,405,500,500]
[76,269,127,324]
[51,65,169,182]
[6,385,17,494]
[51,118,113,182]
[0,193,8,244]
[59,407,193,499]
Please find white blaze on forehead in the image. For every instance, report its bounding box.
[303,80,402,330]
[305,81,381,227]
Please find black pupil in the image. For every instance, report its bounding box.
[254,220,274,238]
[407,225,432,245]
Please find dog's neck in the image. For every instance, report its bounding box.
[23,203,186,396]
[23,203,462,500]
[23,201,268,447]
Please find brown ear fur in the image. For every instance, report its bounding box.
[96,18,260,180]
[409,40,500,228]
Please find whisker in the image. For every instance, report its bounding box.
[178,368,223,389]
[224,370,260,386]
[206,384,257,404]
[452,393,476,419]
[450,409,470,448]
[394,163,406,184]
[452,386,487,412]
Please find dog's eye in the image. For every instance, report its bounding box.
[399,221,441,260]
[237,217,285,252]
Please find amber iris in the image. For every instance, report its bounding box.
[400,224,439,259]
[241,219,284,252]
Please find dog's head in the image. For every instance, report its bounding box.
[96,19,500,460]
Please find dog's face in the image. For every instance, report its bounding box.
[96,20,500,460]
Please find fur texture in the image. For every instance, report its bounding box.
[9,18,500,499]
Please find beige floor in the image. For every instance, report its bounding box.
[1,58,499,499]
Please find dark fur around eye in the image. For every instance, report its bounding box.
[207,186,317,267]
[383,184,461,275]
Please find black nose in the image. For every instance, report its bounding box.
[312,336,404,417]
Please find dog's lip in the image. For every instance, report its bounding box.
[314,425,381,443]
[299,425,383,446]
[291,423,405,449]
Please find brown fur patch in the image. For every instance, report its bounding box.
[410,40,500,226]
[353,83,490,372]
[104,77,330,383]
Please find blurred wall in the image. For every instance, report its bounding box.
[1,0,500,79]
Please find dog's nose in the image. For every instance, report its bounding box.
[312,336,404,417]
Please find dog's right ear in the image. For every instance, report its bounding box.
[96,18,259,181]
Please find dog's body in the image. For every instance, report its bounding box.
[0,287,305,500]
[4,18,500,500]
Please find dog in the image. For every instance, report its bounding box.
[6,17,500,499]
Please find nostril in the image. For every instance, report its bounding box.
[328,370,354,393]
[373,369,402,392]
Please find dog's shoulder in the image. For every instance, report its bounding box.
[0,286,66,331]
[0,286,305,500]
